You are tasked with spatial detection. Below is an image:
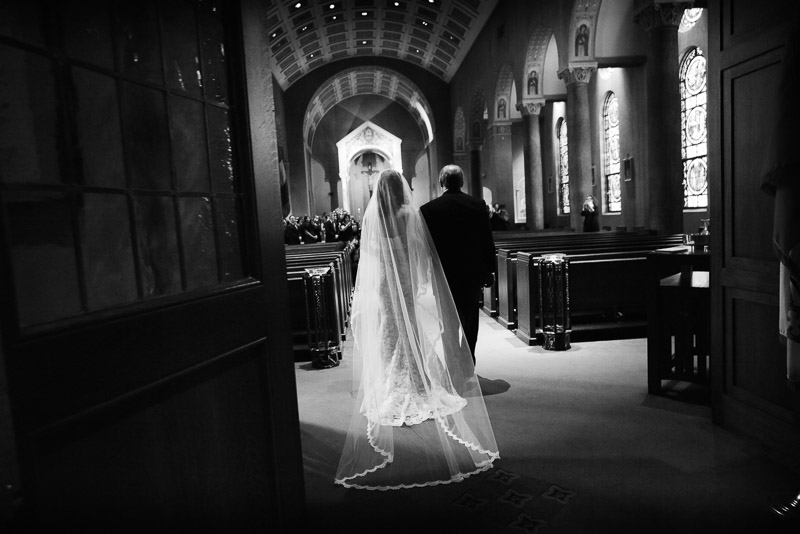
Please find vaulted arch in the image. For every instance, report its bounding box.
[303,66,435,149]
[264,0,500,89]
[522,27,551,101]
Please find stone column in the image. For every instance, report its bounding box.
[558,65,596,231]
[487,122,513,212]
[519,101,546,231]
[636,2,689,234]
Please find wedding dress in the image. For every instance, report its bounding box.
[335,170,499,490]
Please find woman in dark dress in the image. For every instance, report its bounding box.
[581,195,600,232]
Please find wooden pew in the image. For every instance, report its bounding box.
[485,230,607,317]
[285,250,353,325]
[481,254,499,317]
[286,255,350,334]
[285,243,354,362]
[492,233,684,331]
[514,242,686,344]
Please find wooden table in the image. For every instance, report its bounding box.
[646,248,711,395]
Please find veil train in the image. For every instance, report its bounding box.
[334,169,499,490]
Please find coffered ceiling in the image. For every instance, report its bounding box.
[264,0,500,90]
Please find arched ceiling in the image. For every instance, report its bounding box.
[304,66,434,147]
[265,0,500,90]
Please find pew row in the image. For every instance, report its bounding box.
[483,231,669,319]
[482,232,685,343]
[285,243,354,362]
[495,234,685,329]
[515,250,662,345]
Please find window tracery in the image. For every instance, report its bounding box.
[603,92,621,213]
[680,46,708,209]
[557,118,570,214]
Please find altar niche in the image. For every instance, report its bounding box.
[349,151,386,217]
[336,121,403,218]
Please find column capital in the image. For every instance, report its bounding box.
[557,63,597,85]
[517,99,546,116]
[634,1,694,32]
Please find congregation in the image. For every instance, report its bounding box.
[286,203,514,247]
[283,208,361,246]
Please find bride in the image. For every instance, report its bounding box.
[335,169,499,490]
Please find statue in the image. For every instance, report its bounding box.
[575,24,589,57]
[527,70,538,95]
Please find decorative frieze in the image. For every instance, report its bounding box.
[491,124,512,136]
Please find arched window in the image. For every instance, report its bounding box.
[603,92,621,212]
[557,118,570,214]
[679,8,703,33]
[680,46,708,208]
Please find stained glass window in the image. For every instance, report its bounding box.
[557,118,570,214]
[680,47,708,209]
[603,92,621,213]
[679,8,703,33]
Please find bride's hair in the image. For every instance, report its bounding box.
[376,169,406,213]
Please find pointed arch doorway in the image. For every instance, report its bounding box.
[336,121,403,219]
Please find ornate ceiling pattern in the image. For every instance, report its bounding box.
[265,0,500,90]
[304,66,434,146]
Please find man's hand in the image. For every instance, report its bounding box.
[483,273,496,288]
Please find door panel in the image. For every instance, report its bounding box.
[728,290,793,416]
[710,0,800,471]
[8,284,268,433]
[0,0,303,530]
[29,346,272,530]
[724,50,783,266]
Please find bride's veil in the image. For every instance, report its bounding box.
[335,169,499,490]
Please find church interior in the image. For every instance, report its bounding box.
[1,0,799,532]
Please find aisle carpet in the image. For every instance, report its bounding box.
[295,314,799,533]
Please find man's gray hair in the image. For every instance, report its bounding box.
[439,164,464,189]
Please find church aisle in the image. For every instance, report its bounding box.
[295,313,798,533]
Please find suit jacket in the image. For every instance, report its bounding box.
[420,189,496,291]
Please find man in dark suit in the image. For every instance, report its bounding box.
[420,164,496,365]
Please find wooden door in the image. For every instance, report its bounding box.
[708,0,800,471]
[0,1,303,531]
